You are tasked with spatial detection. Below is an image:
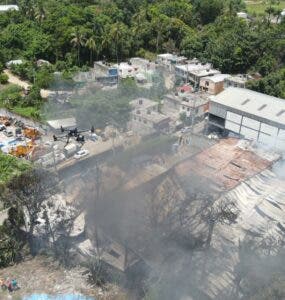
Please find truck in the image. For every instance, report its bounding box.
[63,143,79,157]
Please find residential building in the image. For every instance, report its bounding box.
[200,74,230,95]
[209,87,285,149]
[157,53,187,70]
[129,98,170,136]
[175,62,220,88]
[162,92,209,133]
[224,74,252,89]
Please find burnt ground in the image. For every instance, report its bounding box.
[0,256,127,300]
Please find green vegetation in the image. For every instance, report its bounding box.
[0,84,42,119]
[0,73,8,84]
[246,0,285,15]
[0,152,31,184]
[0,0,283,97]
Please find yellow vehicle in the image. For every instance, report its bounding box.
[23,127,41,140]
[9,142,34,158]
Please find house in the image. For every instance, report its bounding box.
[0,5,19,12]
[92,61,118,84]
[224,74,252,89]
[129,98,170,136]
[209,87,285,149]
[157,53,187,70]
[162,92,209,133]
[200,74,230,95]
[175,62,220,88]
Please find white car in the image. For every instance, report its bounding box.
[74,149,89,159]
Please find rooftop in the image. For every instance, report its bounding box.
[175,138,274,191]
[190,68,221,78]
[165,92,209,108]
[47,117,77,130]
[175,63,212,73]
[211,87,285,125]
[225,74,251,84]
[130,98,158,110]
[157,53,187,62]
[201,74,230,83]
[133,109,170,124]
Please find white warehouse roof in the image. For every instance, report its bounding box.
[212,87,285,125]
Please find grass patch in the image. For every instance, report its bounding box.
[246,0,285,15]
[0,152,31,184]
[11,106,41,120]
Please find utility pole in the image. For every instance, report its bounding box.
[94,159,102,256]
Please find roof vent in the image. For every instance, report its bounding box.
[276,110,285,117]
[241,98,250,105]
[258,104,267,111]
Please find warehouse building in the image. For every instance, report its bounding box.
[209,87,285,149]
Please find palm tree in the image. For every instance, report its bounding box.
[85,36,97,66]
[70,28,86,65]
[35,0,46,24]
[109,22,125,62]
[19,0,35,20]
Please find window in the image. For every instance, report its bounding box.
[206,81,209,86]
[134,116,136,120]
[182,106,185,110]
[187,107,190,111]
[143,120,147,124]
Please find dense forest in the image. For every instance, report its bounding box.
[0,0,284,98]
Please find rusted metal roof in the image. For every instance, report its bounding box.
[175,138,273,191]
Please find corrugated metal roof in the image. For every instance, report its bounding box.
[211,87,285,125]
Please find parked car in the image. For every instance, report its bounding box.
[4,130,13,137]
[74,149,89,159]
[0,124,6,131]
[89,133,98,142]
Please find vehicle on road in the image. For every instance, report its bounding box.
[74,149,89,159]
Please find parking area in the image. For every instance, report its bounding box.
[0,112,140,171]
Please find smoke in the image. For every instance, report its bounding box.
[37,66,285,300]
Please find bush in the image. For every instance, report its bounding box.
[0,73,9,84]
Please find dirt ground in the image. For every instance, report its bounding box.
[0,256,127,300]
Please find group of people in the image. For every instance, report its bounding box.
[0,278,19,292]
